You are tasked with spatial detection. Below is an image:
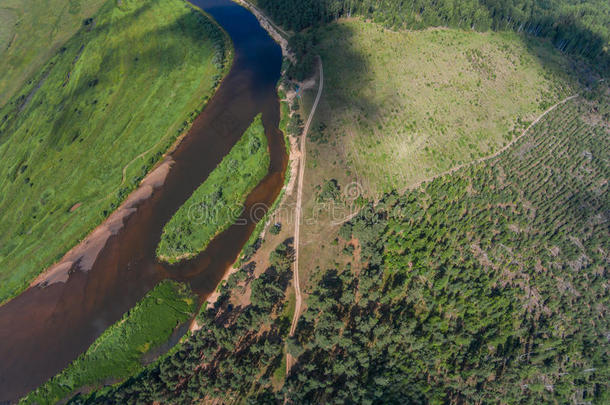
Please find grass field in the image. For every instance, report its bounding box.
[0,0,107,106]
[309,19,575,195]
[20,280,197,405]
[0,0,231,303]
[157,115,269,263]
[0,7,18,56]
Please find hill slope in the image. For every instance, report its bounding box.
[309,20,573,195]
[296,19,575,288]
[285,84,609,404]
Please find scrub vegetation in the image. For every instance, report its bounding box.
[21,280,197,405]
[0,0,107,106]
[156,114,270,263]
[0,0,231,303]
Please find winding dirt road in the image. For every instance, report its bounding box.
[286,57,323,373]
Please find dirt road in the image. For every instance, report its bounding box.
[286,57,323,373]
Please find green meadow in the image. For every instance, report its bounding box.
[0,0,107,106]
[157,114,270,263]
[0,7,18,58]
[0,0,231,303]
[20,280,197,405]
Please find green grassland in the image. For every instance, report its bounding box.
[0,0,230,303]
[310,19,575,195]
[0,0,107,106]
[20,280,198,405]
[157,115,269,263]
[0,7,18,56]
[284,83,609,403]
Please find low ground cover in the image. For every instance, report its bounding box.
[157,114,269,263]
[21,280,198,405]
[0,0,230,302]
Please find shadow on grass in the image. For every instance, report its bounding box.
[6,8,224,151]
[519,34,603,90]
[313,21,380,128]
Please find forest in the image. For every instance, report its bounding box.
[68,74,608,405]
[252,0,609,78]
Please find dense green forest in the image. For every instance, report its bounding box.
[72,82,608,404]
[253,0,609,76]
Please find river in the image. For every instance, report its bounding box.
[0,0,286,402]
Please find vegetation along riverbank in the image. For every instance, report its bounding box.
[0,0,232,303]
[4,0,608,403]
[20,280,198,405]
[156,114,270,263]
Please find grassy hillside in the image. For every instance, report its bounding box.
[309,20,573,195]
[0,8,18,55]
[0,0,107,106]
[295,19,576,287]
[156,114,270,263]
[0,0,230,303]
[20,280,197,405]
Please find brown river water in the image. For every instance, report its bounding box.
[0,0,285,402]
